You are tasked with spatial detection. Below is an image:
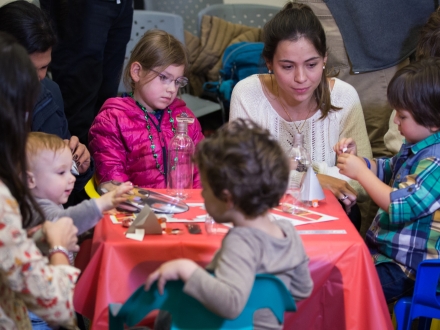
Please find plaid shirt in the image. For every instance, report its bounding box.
[366,132,440,278]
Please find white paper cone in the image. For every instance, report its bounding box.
[301,166,325,201]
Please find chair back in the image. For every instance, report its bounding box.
[109,274,296,329]
[84,177,100,199]
[394,259,440,330]
[144,0,223,35]
[410,260,440,319]
[118,10,185,94]
[197,4,281,36]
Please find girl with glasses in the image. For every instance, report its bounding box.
[89,30,204,188]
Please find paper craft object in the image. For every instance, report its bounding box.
[271,206,338,226]
[301,166,325,203]
[126,204,162,235]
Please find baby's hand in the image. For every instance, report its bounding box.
[110,182,133,207]
[95,181,133,213]
[145,259,199,295]
[333,137,357,156]
[336,153,367,180]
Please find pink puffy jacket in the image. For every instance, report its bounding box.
[88,96,204,188]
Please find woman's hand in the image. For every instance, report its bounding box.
[317,173,357,213]
[65,136,91,174]
[333,137,357,156]
[43,217,79,252]
[145,259,199,294]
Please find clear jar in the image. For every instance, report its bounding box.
[166,121,194,199]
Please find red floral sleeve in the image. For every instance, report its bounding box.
[0,181,80,329]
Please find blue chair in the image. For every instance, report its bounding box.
[109,274,296,330]
[394,260,440,330]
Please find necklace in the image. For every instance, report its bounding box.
[276,87,314,134]
[129,93,175,176]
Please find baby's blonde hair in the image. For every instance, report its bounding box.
[26,132,68,168]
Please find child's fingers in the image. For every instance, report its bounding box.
[335,138,355,154]
[117,182,134,195]
[145,271,159,291]
[336,154,348,170]
[337,153,349,162]
[112,197,128,206]
[334,138,349,154]
[157,275,167,295]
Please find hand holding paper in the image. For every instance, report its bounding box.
[333,137,357,156]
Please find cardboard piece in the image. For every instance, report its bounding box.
[126,205,162,235]
[301,166,325,201]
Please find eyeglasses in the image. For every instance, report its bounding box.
[150,69,188,88]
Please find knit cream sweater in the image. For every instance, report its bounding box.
[230,75,372,200]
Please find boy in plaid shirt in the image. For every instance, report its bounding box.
[334,58,440,303]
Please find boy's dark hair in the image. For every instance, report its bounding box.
[0,1,57,54]
[194,118,289,218]
[388,57,440,129]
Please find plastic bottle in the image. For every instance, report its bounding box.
[166,121,194,199]
[282,133,311,214]
[288,133,311,174]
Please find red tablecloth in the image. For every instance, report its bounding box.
[74,190,393,330]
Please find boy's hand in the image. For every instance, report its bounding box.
[145,259,199,295]
[95,181,133,213]
[336,154,367,180]
[334,138,357,156]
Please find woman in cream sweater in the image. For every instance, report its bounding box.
[230,2,372,229]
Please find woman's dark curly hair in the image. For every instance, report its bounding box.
[194,118,289,218]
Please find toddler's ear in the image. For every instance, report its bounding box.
[430,126,440,133]
[221,189,234,209]
[27,171,36,189]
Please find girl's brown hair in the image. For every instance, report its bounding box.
[123,29,189,91]
[262,2,340,118]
